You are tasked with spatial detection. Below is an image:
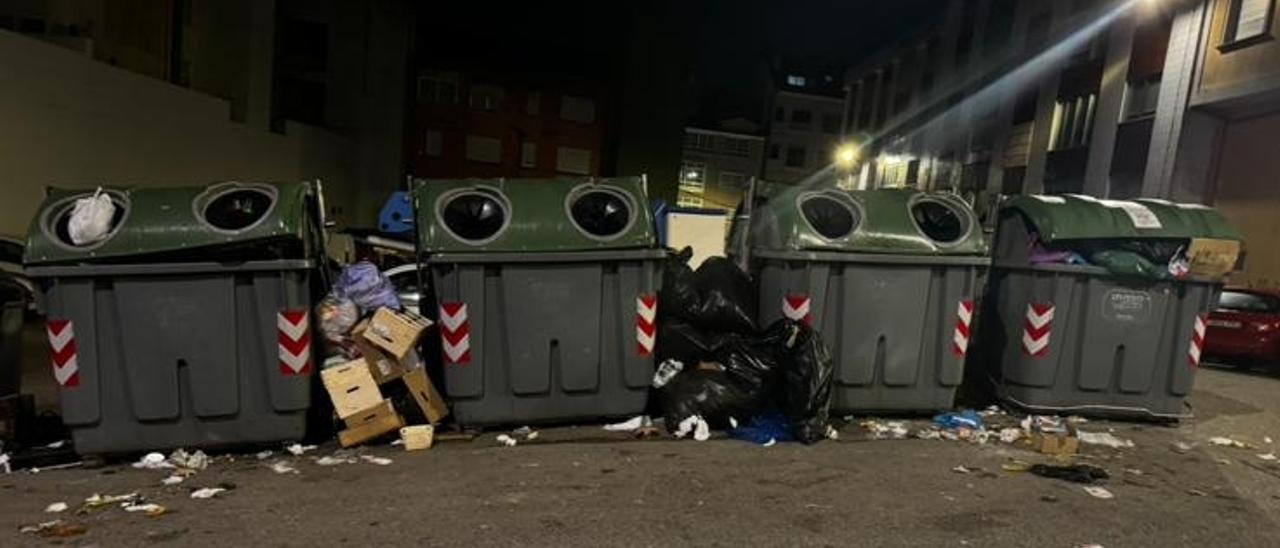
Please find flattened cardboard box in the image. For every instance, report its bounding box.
[339,400,404,447]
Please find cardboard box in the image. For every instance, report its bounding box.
[353,323,407,384]
[338,400,404,447]
[401,367,449,425]
[1187,238,1242,278]
[362,307,432,360]
[400,425,434,451]
[321,359,383,419]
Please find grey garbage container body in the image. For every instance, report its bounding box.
[757,252,987,412]
[416,177,662,426]
[982,195,1242,419]
[985,263,1214,419]
[428,251,662,425]
[25,182,321,454]
[747,187,990,413]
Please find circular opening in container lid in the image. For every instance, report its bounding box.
[910,197,969,244]
[45,191,130,250]
[567,187,635,240]
[799,192,859,240]
[440,189,509,244]
[200,185,277,232]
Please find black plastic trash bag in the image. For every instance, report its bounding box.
[660,368,762,431]
[774,320,834,444]
[658,247,701,321]
[691,257,758,334]
[655,318,728,365]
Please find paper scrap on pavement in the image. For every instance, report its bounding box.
[190,487,226,500]
[1077,431,1135,448]
[1083,486,1114,499]
[603,416,650,432]
[44,502,68,513]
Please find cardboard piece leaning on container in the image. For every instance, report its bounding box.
[1186,238,1242,279]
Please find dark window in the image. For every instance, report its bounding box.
[821,113,841,134]
[791,109,812,125]
[1218,291,1280,313]
[768,144,781,159]
[785,146,805,168]
[1001,166,1026,194]
[774,107,785,121]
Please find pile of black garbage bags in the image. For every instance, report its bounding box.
[654,248,834,444]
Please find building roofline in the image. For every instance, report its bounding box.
[684,127,767,140]
[775,89,845,104]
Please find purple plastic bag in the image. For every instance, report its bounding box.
[332,261,401,314]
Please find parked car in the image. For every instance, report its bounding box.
[1204,288,1280,370]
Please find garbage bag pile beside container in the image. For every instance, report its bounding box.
[981,195,1244,419]
[23,182,327,455]
[414,177,665,426]
[655,249,834,444]
[742,186,990,414]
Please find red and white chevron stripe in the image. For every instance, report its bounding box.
[1188,314,1207,369]
[277,310,312,376]
[782,294,812,326]
[1022,303,1054,358]
[636,294,657,356]
[439,302,471,365]
[952,300,974,357]
[47,319,79,388]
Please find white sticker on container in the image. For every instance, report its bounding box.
[1175,202,1212,210]
[1067,194,1100,202]
[1031,195,1066,204]
[1100,199,1162,229]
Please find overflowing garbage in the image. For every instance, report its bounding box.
[317,262,447,449]
[654,250,834,445]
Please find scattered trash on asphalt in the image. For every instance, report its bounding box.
[161,474,185,486]
[1040,494,1058,503]
[999,428,1023,444]
[1124,468,1144,476]
[512,426,539,441]
[168,448,211,470]
[1216,458,1232,465]
[862,420,910,440]
[1259,453,1278,462]
[1077,431,1135,449]
[496,434,518,447]
[1002,460,1032,473]
[826,425,839,441]
[400,425,434,451]
[132,452,173,470]
[315,455,355,466]
[254,450,274,460]
[190,487,226,500]
[1266,436,1274,444]
[81,492,142,513]
[44,502,68,513]
[604,415,652,433]
[360,455,393,466]
[953,465,974,474]
[763,438,777,447]
[694,418,711,441]
[1209,436,1251,449]
[269,461,299,474]
[1082,486,1114,499]
[1171,441,1195,454]
[123,503,167,517]
[934,410,983,431]
[45,440,66,449]
[19,519,87,538]
[1029,463,1109,484]
[1188,488,1208,497]
[0,452,10,474]
[286,443,317,456]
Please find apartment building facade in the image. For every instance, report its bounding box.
[677,120,766,210]
[764,72,846,184]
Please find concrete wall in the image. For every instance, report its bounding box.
[1211,112,1280,289]
[0,29,358,237]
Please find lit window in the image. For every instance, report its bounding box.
[786,75,806,87]
[521,142,537,168]
[1225,0,1274,44]
[465,135,501,163]
[679,161,707,191]
[556,147,592,174]
[560,95,596,123]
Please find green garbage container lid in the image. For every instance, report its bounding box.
[1001,194,1242,243]
[414,177,657,253]
[748,186,988,255]
[25,181,319,266]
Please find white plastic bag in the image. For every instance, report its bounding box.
[67,189,116,245]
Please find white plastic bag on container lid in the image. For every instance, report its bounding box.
[67,188,116,245]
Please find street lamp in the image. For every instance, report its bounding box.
[834,143,859,169]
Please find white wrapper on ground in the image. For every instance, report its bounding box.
[1077,431,1135,448]
[67,190,116,245]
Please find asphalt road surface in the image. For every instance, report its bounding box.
[3,365,1280,547]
